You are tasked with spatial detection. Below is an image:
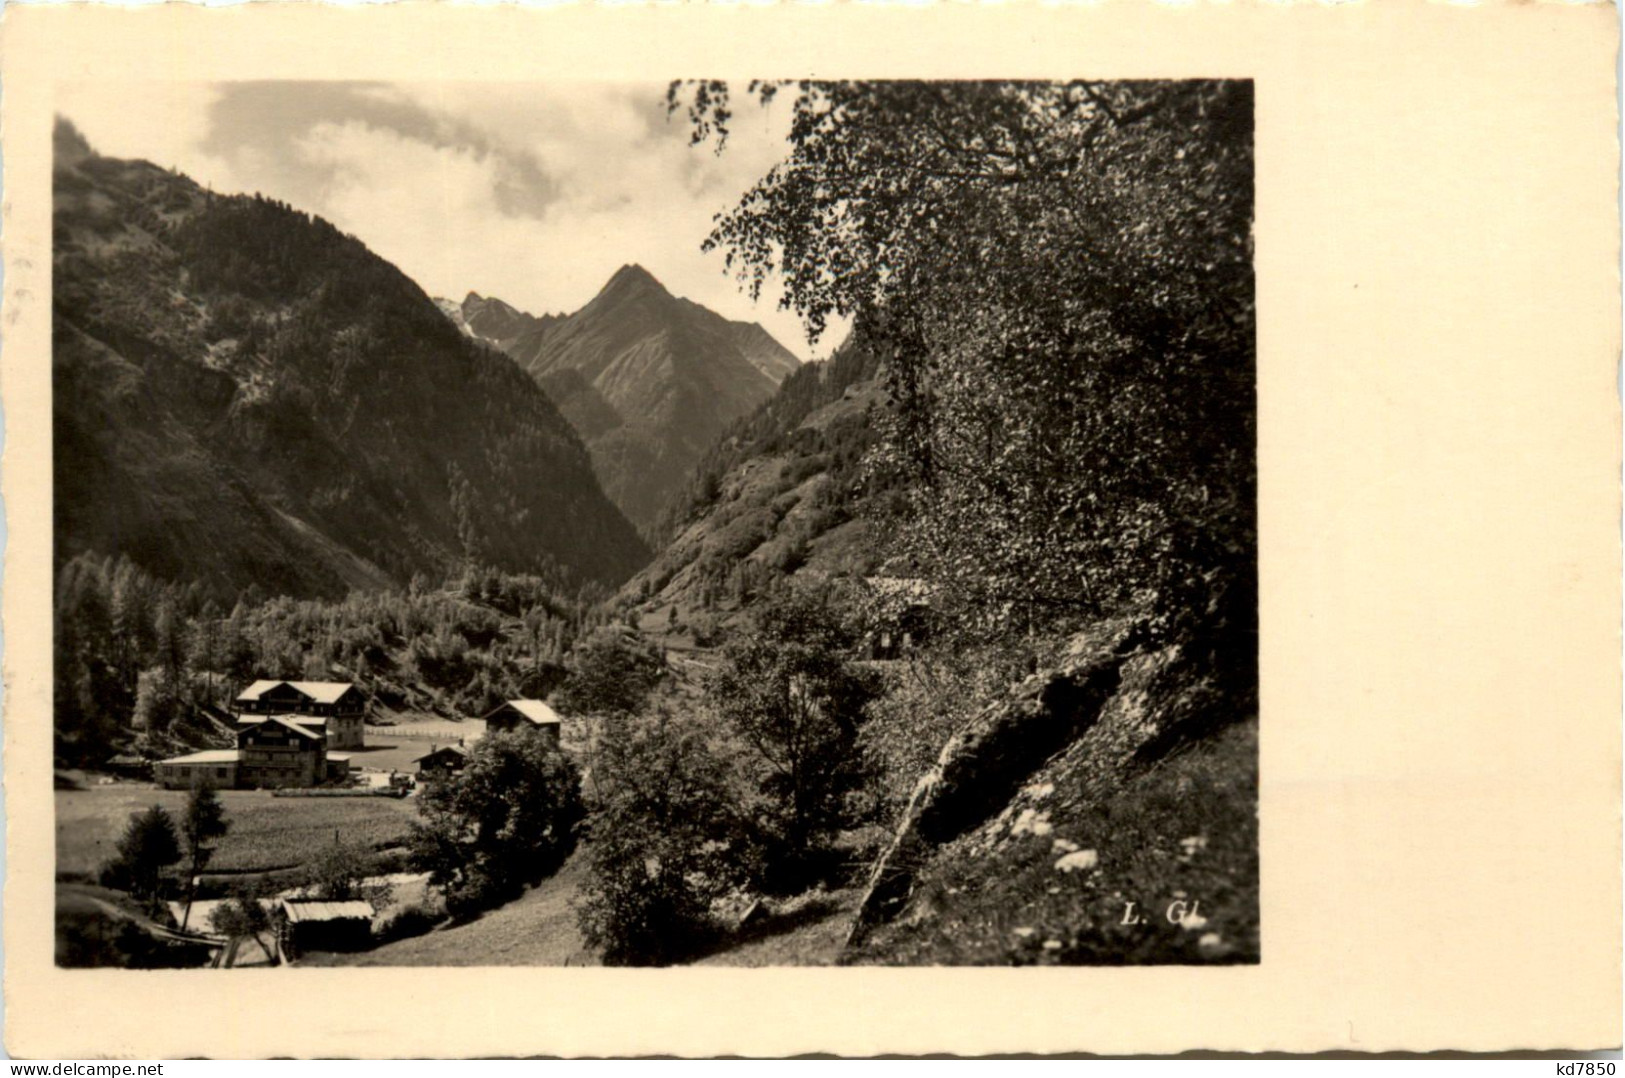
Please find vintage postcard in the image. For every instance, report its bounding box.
[2,0,1619,1059]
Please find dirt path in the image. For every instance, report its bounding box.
[301,853,857,968]
[59,884,227,946]
[301,849,597,967]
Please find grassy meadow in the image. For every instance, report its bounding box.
[56,785,421,879]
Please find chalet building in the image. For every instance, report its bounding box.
[238,717,327,787]
[156,717,352,790]
[415,744,468,782]
[234,714,344,754]
[234,680,366,749]
[483,699,562,748]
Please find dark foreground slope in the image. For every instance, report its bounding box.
[445,266,802,532]
[53,121,647,599]
[845,615,1258,966]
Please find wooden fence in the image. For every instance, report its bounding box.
[369,723,483,743]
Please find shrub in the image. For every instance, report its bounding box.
[577,709,750,966]
[58,911,211,970]
[302,838,391,906]
[208,880,278,961]
[375,902,442,944]
[443,863,506,923]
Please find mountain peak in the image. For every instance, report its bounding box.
[55,117,94,166]
[601,263,667,299]
[484,261,800,531]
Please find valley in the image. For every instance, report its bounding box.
[52,79,1257,972]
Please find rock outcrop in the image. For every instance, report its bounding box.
[848,614,1245,949]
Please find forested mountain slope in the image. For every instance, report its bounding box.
[617,335,891,631]
[53,120,648,602]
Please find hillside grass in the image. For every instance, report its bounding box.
[304,847,862,968]
[693,889,861,967]
[300,846,596,967]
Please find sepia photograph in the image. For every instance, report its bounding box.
[49,77,1258,971]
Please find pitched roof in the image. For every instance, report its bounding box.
[235,680,356,704]
[414,745,469,764]
[235,713,327,727]
[160,749,242,765]
[485,699,561,726]
[240,716,324,741]
[279,899,374,924]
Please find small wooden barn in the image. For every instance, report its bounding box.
[482,699,562,747]
[278,899,374,955]
[414,744,468,782]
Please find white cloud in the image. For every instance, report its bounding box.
[58,81,848,358]
[57,81,223,177]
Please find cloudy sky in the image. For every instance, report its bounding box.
[58,80,839,358]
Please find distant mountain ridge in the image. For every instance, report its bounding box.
[53,120,649,600]
[463,291,563,345]
[434,265,803,532]
[725,317,803,384]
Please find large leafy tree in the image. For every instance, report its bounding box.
[673,80,1255,641]
[553,625,664,723]
[407,729,585,918]
[553,625,666,801]
[576,707,749,966]
[707,593,881,890]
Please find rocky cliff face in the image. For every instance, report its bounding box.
[53,120,648,599]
